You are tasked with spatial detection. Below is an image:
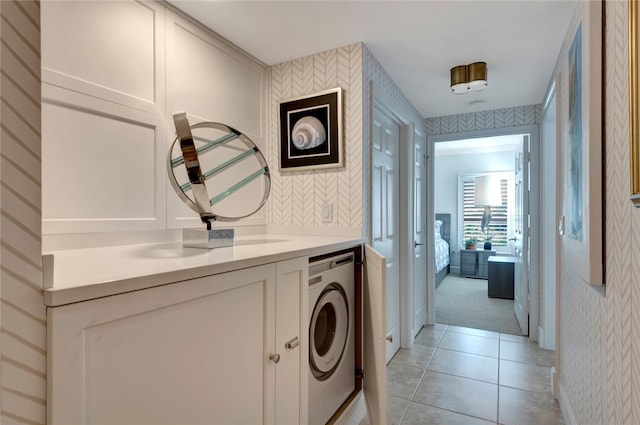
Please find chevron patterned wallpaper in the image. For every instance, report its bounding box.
[267,43,425,238]
[267,42,364,235]
[362,44,426,242]
[0,1,46,423]
[424,104,541,135]
[559,1,640,424]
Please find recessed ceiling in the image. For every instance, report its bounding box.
[168,0,577,119]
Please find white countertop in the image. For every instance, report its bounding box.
[44,234,363,307]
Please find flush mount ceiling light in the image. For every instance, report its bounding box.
[450,62,488,95]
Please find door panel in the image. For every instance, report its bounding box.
[512,136,529,335]
[413,130,427,336]
[363,244,387,425]
[372,106,400,363]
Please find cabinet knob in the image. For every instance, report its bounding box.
[269,353,280,364]
[386,335,393,343]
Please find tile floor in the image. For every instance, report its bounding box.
[366,324,563,425]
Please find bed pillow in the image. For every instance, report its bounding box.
[435,220,443,239]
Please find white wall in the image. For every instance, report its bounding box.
[41,1,267,250]
[434,149,514,270]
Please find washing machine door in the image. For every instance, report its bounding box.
[309,283,349,380]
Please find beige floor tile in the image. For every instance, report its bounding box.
[499,333,528,343]
[413,371,498,422]
[390,344,436,370]
[499,340,555,367]
[438,330,500,358]
[434,323,448,332]
[386,362,425,400]
[447,325,500,340]
[387,395,409,425]
[498,386,563,425]
[401,402,495,425]
[414,325,445,349]
[499,359,552,394]
[429,348,499,384]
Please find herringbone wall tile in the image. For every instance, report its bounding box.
[559,2,640,424]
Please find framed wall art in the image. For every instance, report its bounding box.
[629,0,640,206]
[278,87,343,171]
[562,0,604,286]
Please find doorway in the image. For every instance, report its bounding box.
[428,127,542,339]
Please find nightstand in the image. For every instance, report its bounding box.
[460,249,495,278]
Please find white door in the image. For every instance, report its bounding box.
[413,128,427,337]
[363,244,387,425]
[511,135,530,335]
[372,105,400,363]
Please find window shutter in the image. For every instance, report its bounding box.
[462,178,509,246]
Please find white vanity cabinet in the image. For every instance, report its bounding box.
[47,257,308,425]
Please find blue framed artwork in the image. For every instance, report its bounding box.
[568,22,583,241]
[562,1,604,287]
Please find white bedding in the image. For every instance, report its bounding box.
[435,237,450,274]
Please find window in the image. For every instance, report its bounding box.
[462,173,511,246]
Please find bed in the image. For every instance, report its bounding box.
[435,213,451,288]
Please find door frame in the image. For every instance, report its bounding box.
[540,76,560,350]
[426,124,541,342]
[370,91,415,350]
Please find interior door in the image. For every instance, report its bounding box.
[363,244,387,425]
[511,135,530,335]
[372,105,400,363]
[412,128,427,337]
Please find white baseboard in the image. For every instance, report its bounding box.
[450,265,460,274]
[538,326,545,349]
[558,382,578,425]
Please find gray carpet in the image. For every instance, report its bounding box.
[436,274,523,335]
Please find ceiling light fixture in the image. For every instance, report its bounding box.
[450,62,488,94]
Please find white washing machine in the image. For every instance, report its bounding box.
[308,252,355,425]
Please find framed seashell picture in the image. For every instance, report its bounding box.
[278,87,343,171]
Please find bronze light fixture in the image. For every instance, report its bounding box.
[450,62,488,94]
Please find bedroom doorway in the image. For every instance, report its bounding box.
[429,129,538,336]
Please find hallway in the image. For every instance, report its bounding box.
[377,324,562,424]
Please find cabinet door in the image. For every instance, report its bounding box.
[270,257,308,425]
[48,265,275,425]
[363,244,387,425]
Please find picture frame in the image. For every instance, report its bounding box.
[562,0,604,286]
[278,87,343,171]
[629,0,640,206]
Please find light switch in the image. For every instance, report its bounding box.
[321,203,333,223]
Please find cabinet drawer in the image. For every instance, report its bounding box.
[460,252,477,265]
